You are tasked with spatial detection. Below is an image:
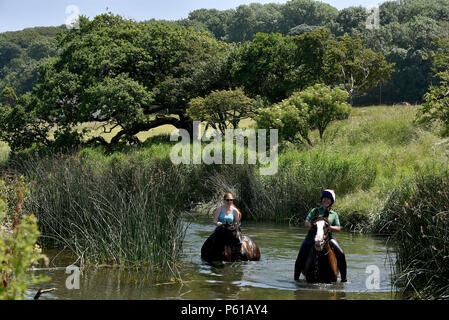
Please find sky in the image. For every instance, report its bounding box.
[0,0,386,33]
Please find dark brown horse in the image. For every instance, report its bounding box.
[298,217,339,283]
[201,222,261,262]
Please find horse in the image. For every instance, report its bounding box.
[295,217,340,283]
[201,222,261,263]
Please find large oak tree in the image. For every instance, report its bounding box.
[18,13,226,149]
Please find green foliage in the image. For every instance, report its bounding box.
[0,87,17,106]
[327,35,395,105]
[377,168,449,299]
[256,95,312,145]
[278,0,338,35]
[292,28,335,87]
[17,154,191,280]
[231,32,298,102]
[0,92,50,151]
[0,40,22,69]
[0,175,30,226]
[0,27,63,95]
[255,84,351,145]
[334,6,368,36]
[187,8,233,40]
[4,14,225,150]
[0,176,49,300]
[187,88,254,135]
[416,38,449,135]
[296,84,352,138]
[0,214,49,300]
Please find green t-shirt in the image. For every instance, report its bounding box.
[305,206,340,227]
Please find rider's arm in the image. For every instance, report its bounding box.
[304,209,314,229]
[330,213,341,232]
[233,207,241,223]
[330,226,341,232]
[214,208,222,226]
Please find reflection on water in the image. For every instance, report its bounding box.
[27,218,399,300]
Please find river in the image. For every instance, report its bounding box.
[26,217,399,300]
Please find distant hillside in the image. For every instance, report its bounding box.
[0,25,66,94]
[1,0,449,104]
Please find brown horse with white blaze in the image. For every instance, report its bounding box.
[301,217,339,283]
[201,222,261,262]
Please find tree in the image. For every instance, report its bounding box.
[417,38,449,135]
[0,92,50,151]
[0,87,17,106]
[361,14,448,105]
[25,39,57,60]
[0,41,22,70]
[186,88,254,135]
[334,6,368,36]
[298,84,352,140]
[255,84,351,145]
[187,8,232,40]
[292,28,335,88]
[256,96,312,145]
[10,13,225,150]
[288,24,321,35]
[326,35,394,105]
[231,32,298,103]
[379,1,401,25]
[278,0,338,35]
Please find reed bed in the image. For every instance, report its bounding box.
[14,154,191,280]
[377,168,449,299]
[194,149,377,224]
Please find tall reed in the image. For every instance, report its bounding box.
[194,149,377,224]
[15,154,191,280]
[378,167,449,299]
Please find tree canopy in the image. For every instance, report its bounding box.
[2,0,449,106]
[14,13,227,149]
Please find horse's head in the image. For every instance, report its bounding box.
[216,222,241,244]
[311,217,330,252]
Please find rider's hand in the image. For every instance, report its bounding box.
[216,222,223,226]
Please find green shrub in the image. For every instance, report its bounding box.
[1,176,49,300]
[377,168,449,299]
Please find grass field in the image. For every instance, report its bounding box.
[3,105,449,228]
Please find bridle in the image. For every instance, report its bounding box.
[311,217,332,255]
[311,217,332,280]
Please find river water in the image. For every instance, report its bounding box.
[27,218,399,300]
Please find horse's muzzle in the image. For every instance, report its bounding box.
[314,236,325,251]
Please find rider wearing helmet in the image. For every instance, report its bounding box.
[294,189,347,282]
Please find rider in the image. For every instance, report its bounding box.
[294,189,347,282]
[213,192,241,227]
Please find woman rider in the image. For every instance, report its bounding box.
[294,189,347,282]
[213,192,241,227]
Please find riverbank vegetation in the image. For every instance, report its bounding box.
[0,175,49,299]
[1,0,448,298]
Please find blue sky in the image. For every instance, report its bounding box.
[0,0,386,33]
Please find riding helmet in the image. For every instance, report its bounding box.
[321,189,335,205]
